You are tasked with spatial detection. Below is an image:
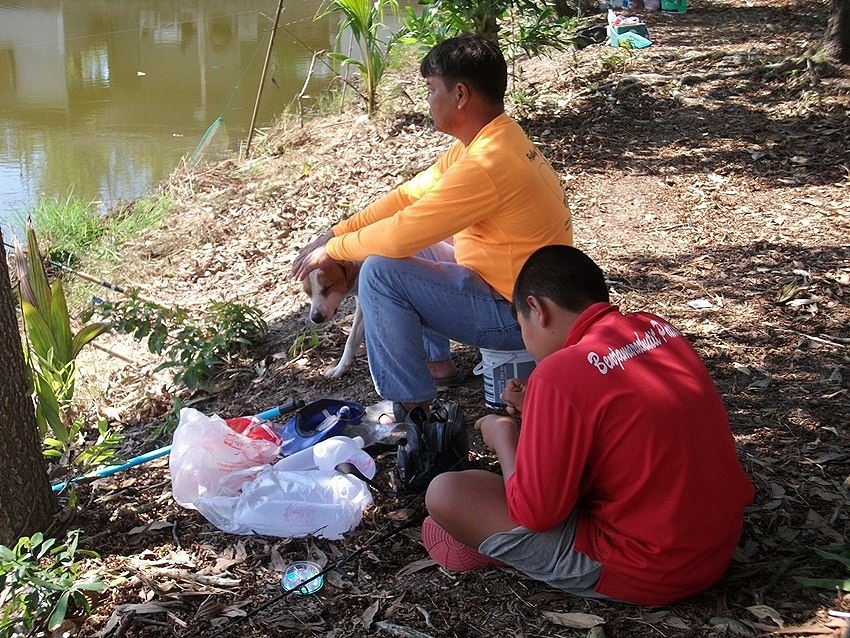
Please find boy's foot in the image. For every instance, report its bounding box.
[421,516,502,572]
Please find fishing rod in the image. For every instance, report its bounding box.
[50,399,305,493]
[245,0,285,157]
[199,506,421,638]
[4,239,162,306]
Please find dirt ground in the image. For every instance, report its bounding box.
[49,0,850,635]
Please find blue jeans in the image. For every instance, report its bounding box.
[358,243,525,404]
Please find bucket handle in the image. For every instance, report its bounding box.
[472,351,529,376]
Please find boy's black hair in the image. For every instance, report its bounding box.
[513,245,610,316]
[419,34,507,105]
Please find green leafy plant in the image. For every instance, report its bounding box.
[507,5,579,57]
[599,48,633,73]
[399,2,453,51]
[43,416,122,478]
[399,0,576,56]
[15,223,109,441]
[147,396,185,443]
[320,0,400,115]
[85,293,268,390]
[0,530,105,635]
[289,329,322,359]
[795,543,850,592]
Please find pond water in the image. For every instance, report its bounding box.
[0,0,402,240]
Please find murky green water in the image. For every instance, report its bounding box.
[0,0,359,238]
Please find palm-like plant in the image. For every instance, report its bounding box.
[321,0,400,115]
[14,222,108,441]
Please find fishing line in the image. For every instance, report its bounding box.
[277,22,367,102]
[197,501,425,638]
[187,9,315,164]
[4,239,164,306]
[189,426,472,638]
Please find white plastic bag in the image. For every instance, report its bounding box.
[169,408,373,540]
[170,408,280,508]
[233,468,372,539]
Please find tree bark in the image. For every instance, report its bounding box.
[0,232,56,546]
[822,0,850,64]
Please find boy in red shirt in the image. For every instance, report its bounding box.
[424,245,754,605]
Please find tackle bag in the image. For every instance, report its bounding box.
[396,400,469,494]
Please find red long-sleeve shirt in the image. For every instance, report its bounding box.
[507,303,754,605]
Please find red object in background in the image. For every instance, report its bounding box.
[225,416,283,445]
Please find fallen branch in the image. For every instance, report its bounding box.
[668,50,737,66]
[128,560,241,588]
[678,51,839,85]
[765,323,850,349]
[679,58,798,84]
[376,621,436,638]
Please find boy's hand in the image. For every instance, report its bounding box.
[475,414,519,454]
[502,378,527,416]
[475,414,519,479]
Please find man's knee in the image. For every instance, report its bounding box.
[359,254,392,279]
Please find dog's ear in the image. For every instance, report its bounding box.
[340,261,360,291]
[301,269,317,296]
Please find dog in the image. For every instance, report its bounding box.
[301,259,364,378]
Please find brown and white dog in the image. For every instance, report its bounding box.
[301,259,364,378]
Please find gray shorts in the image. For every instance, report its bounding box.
[478,511,611,600]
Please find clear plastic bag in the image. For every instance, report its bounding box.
[169,408,373,539]
[233,469,372,539]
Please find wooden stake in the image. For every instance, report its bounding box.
[245,0,285,157]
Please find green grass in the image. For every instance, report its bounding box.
[29,193,170,265]
[98,196,170,258]
[29,193,102,263]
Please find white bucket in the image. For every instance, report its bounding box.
[473,348,537,409]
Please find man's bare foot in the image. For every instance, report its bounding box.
[428,360,464,386]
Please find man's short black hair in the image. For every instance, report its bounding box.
[420,34,507,105]
[513,245,610,316]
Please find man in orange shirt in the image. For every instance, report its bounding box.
[292,35,571,418]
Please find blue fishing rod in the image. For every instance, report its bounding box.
[51,399,305,493]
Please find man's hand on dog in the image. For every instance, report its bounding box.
[292,231,334,280]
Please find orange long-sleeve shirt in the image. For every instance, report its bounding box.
[327,113,572,300]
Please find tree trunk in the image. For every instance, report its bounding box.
[822,0,850,64]
[0,232,56,546]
